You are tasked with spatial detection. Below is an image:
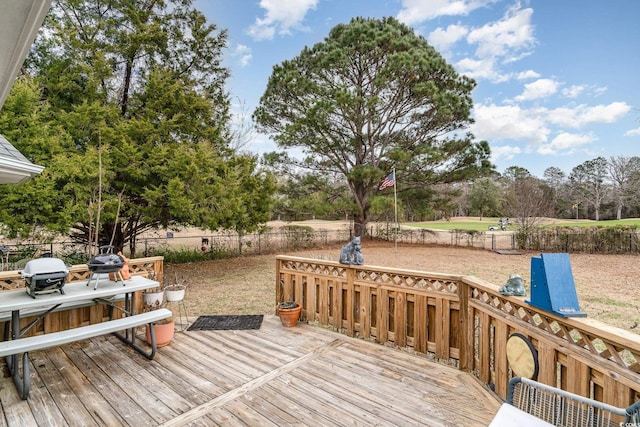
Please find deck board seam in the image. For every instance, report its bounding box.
[158,338,344,427]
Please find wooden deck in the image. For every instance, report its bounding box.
[0,316,501,426]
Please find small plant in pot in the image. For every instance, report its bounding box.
[164,273,187,302]
[143,286,164,308]
[145,316,175,347]
[142,271,165,309]
[277,301,301,327]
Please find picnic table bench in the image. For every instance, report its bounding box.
[0,276,172,399]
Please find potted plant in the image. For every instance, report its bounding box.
[143,286,165,308]
[165,273,187,302]
[277,301,302,327]
[145,317,175,347]
[141,272,174,346]
[142,271,165,308]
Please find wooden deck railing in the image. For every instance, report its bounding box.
[275,255,640,407]
[0,256,164,337]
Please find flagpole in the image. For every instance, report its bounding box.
[393,167,398,252]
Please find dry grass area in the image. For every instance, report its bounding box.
[165,240,640,335]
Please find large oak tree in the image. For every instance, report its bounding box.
[254,17,492,235]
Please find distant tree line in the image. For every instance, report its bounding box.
[477,156,640,222]
[271,155,640,225]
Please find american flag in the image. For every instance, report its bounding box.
[378,171,395,190]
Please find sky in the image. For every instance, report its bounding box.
[193,0,640,178]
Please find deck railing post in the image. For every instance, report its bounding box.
[458,278,471,372]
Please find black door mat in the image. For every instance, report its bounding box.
[187,315,263,331]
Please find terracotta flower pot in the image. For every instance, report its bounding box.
[146,320,175,347]
[277,302,301,327]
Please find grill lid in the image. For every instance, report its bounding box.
[87,253,124,273]
[20,257,68,278]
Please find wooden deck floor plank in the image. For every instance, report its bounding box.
[185,331,280,374]
[299,357,444,426]
[71,337,179,424]
[170,331,264,377]
[193,329,296,368]
[328,343,498,424]
[0,376,37,427]
[28,350,100,426]
[229,323,314,359]
[334,342,492,401]
[291,363,426,426]
[97,334,223,406]
[282,369,399,426]
[309,354,492,426]
[159,332,259,389]
[262,368,380,427]
[46,345,133,426]
[95,336,202,412]
[307,354,470,426]
[197,407,244,426]
[144,355,224,404]
[158,333,246,383]
[0,316,502,427]
[15,359,68,427]
[223,399,282,427]
[245,317,337,352]
[259,383,345,426]
[337,340,474,391]
[239,388,310,426]
[183,418,219,427]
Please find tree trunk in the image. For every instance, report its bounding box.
[353,212,368,237]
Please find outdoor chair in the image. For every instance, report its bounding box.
[507,377,640,427]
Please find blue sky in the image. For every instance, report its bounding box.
[194,0,640,178]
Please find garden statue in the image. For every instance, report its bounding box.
[499,274,526,296]
[339,236,364,265]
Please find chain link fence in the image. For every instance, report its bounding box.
[1,225,518,271]
[5,224,635,271]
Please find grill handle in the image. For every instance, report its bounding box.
[99,245,116,254]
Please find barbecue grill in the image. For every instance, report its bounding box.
[20,257,68,298]
[87,245,125,290]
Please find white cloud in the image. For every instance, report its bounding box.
[490,144,522,162]
[514,78,559,101]
[247,0,318,41]
[545,102,631,128]
[537,132,595,155]
[593,86,608,97]
[428,24,468,51]
[516,70,540,80]
[233,44,253,67]
[456,57,512,82]
[562,84,585,99]
[466,6,535,60]
[472,100,631,163]
[582,102,631,123]
[451,4,536,82]
[397,0,500,24]
[472,103,550,144]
